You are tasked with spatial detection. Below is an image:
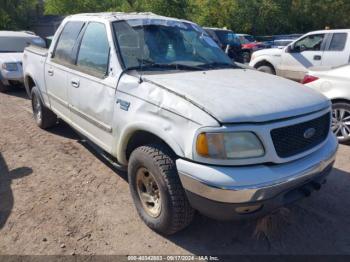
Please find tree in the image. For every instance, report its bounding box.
[0,0,40,30]
[4,0,350,35]
[45,0,192,18]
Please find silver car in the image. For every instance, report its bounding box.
[303,64,350,142]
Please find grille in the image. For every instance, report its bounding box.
[271,113,330,158]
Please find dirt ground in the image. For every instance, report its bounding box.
[0,88,350,256]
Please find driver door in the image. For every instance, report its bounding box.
[279,33,327,81]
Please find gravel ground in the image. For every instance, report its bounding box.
[0,88,350,256]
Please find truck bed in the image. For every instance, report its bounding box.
[25,45,48,57]
[23,45,49,99]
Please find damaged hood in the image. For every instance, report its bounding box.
[0,53,23,64]
[143,69,330,123]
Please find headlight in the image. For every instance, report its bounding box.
[196,132,264,159]
[2,63,18,71]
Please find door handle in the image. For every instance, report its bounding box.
[71,80,80,88]
[48,69,54,76]
[314,55,322,61]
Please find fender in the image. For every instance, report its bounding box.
[116,121,187,165]
[249,55,279,69]
[24,72,51,108]
[24,73,36,98]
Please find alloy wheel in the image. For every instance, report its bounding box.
[332,108,350,140]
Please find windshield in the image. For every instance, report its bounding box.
[215,31,240,46]
[0,36,45,53]
[112,19,233,71]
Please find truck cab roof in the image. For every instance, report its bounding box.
[66,12,194,24]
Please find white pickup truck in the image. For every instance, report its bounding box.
[249,29,350,81]
[23,13,338,235]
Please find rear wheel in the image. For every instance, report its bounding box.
[128,144,194,235]
[31,87,57,129]
[257,65,275,75]
[332,102,350,143]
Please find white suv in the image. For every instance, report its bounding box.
[0,31,45,92]
[249,29,350,81]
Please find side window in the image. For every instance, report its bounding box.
[328,33,347,51]
[76,23,110,78]
[53,21,85,65]
[294,34,325,52]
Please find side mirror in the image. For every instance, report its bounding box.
[286,45,293,53]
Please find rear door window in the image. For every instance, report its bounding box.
[76,22,110,78]
[328,33,347,51]
[53,21,85,65]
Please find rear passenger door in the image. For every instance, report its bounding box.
[322,32,349,67]
[46,21,85,121]
[66,22,116,152]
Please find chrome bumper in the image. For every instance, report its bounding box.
[177,134,338,204]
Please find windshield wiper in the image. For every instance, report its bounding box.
[199,62,236,70]
[126,59,203,71]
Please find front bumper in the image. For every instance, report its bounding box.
[176,133,338,219]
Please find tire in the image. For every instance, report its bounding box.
[332,102,350,143]
[128,144,194,235]
[0,82,8,93]
[31,87,57,129]
[257,65,276,75]
[242,51,251,64]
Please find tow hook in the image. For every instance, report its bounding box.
[299,186,311,197]
[311,181,322,191]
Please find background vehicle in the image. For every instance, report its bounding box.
[249,29,350,81]
[271,39,294,49]
[0,31,45,92]
[24,13,337,235]
[302,65,350,142]
[204,27,244,63]
[237,34,267,63]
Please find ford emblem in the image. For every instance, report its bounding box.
[304,128,316,139]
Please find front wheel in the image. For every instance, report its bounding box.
[128,144,194,235]
[332,102,350,143]
[256,65,276,75]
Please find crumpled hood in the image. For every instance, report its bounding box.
[143,69,330,123]
[0,53,23,64]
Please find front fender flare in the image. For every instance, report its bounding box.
[116,122,186,165]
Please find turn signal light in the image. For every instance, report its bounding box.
[196,133,209,157]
